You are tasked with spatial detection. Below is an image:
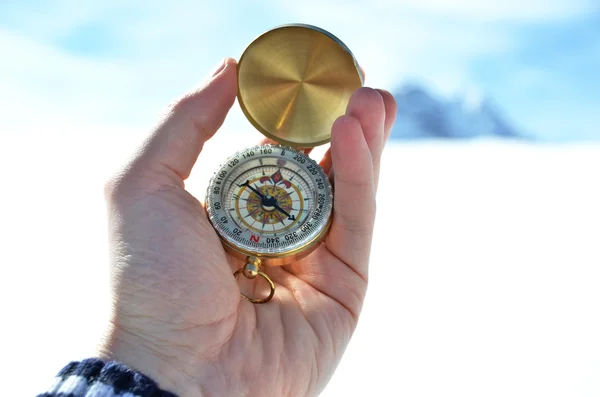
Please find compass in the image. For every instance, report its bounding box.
[205,25,363,303]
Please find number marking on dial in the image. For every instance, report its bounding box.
[206,145,333,256]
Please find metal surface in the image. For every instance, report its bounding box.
[237,24,363,148]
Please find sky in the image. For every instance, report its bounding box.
[1,0,599,141]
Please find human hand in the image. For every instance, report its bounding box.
[100,58,396,397]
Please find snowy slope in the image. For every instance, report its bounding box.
[2,134,599,396]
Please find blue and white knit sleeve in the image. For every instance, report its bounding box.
[37,358,178,397]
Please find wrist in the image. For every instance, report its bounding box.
[98,323,205,397]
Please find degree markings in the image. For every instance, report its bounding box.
[209,148,331,254]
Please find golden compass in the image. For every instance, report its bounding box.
[206,24,363,303]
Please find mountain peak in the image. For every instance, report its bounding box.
[391,83,526,140]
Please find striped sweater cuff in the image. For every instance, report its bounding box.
[37,358,178,397]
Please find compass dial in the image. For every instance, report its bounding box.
[206,144,333,259]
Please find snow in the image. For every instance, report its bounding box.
[1,136,599,396]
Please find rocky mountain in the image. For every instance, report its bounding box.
[391,84,528,140]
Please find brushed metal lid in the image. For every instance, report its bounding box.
[237,24,363,148]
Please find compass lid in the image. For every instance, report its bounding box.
[237,24,364,148]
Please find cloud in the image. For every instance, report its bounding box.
[0,5,248,133]
[0,1,273,135]
[1,1,221,47]
[272,0,597,23]
[0,30,155,133]
[379,0,598,21]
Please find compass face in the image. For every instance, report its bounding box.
[206,144,333,258]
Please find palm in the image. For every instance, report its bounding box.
[102,59,395,397]
[108,170,365,396]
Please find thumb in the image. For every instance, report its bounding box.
[131,57,238,184]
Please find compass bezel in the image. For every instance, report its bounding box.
[205,144,333,265]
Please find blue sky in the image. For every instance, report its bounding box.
[1,0,599,140]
